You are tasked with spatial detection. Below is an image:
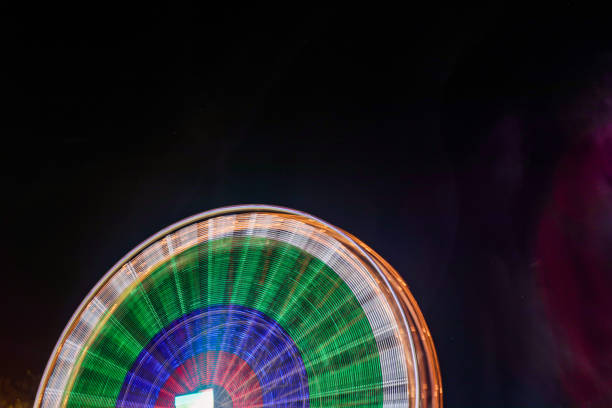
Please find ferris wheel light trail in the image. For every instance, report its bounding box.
[35,205,442,408]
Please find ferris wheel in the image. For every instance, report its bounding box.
[35,205,442,408]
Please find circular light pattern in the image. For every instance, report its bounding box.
[156,351,260,408]
[117,305,307,407]
[36,205,442,408]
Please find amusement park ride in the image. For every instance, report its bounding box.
[35,205,442,407]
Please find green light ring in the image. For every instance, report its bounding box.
[72,237,381,406]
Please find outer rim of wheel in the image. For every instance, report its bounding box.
[35,204,442,408]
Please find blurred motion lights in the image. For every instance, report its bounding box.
[35,205,442,407]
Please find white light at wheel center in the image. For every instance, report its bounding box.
[175,389,214,408]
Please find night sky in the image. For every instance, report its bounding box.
[2,4,612,407]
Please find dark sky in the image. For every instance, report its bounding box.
[2,4,612,407]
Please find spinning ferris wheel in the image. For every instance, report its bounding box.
[35,205,442,408]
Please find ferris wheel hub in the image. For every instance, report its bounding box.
[175,388,214,408]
